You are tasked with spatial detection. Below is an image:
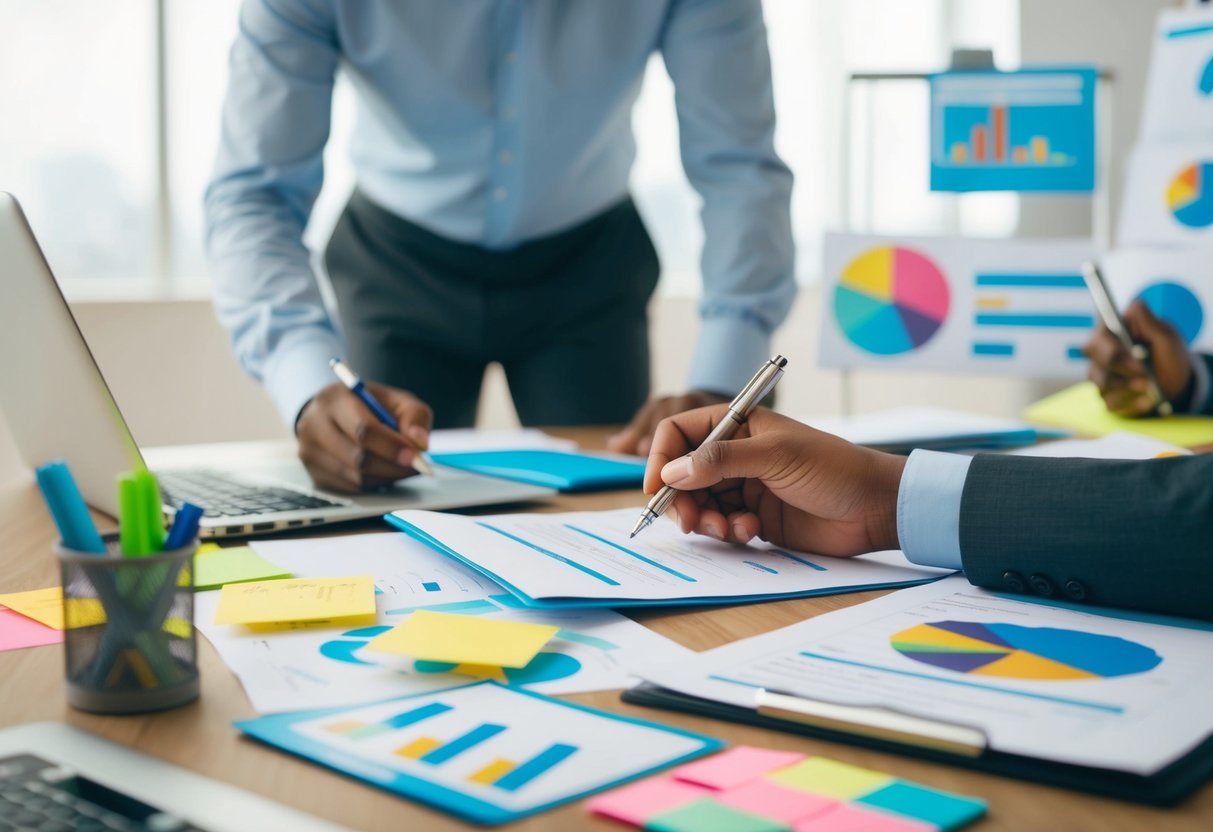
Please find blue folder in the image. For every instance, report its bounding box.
[429,450,645,492]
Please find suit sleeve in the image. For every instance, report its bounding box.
[959,454,1213,621]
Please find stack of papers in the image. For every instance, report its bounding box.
[804,407,1043,453]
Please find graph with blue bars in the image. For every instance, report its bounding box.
[970,271,1094,365]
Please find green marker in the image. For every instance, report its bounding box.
[117,469,166,557]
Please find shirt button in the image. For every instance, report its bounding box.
[493,187,508,202]
[498,149,513,164]
[1029,574,1056,597]
[1064,579,1088,601]
[1001,571,1025,593]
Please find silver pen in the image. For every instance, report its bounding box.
[629,355,788,538]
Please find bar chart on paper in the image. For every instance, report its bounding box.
[239,682,719,822]
[930,68,1096,192]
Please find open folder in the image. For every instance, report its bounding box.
[624,578,1213,806]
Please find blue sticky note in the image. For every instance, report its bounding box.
[856,781,987,831]
[429,450,645,492]
[929,66,1097,193]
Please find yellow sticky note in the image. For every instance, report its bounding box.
[0,587,66,629]
[213,575,375,626]
[768,756,893,800]
[1026,382,1213,447]
[364,610,558,668]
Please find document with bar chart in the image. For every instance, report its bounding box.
[929,67,1096,192]
[235,681,720,824]
[637,577,1213,775]
[819,233,1098,376]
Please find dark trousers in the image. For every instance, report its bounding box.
[324,192,660,429]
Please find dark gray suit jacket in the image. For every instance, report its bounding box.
[959,452,1213,621]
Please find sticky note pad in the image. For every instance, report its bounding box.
[213,575,375,625]
[647,798,789,832]
[194,546,292,591]
[0,608,64,652]
[717,779,837,824]
[675,746,807,790]
[0,587,65,629]
[767,757,893,800]
[856,782,986,831]
[798,803,935,832]
[1025,382,1213,447]
[364,610,558,668]
[587,777,711,826]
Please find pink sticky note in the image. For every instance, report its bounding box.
[674,746,808,790]
[717,778,839,824]
[0,608,64,652]
[795,803,937,832]
[587,777,710,826]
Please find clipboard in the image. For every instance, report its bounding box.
[621,682,1213,806]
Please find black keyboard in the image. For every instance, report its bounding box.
[157,470,342,518]
[0,753,207,831]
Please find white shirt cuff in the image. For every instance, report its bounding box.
[263,328,346,429]
[686,314,773,396]
[896,449,971,571]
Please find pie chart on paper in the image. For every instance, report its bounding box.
[834,246,950,355]
[890,620,1162,681]
[1167,162,1213,229]
[1135,281,1204,345]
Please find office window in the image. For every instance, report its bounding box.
[2,0,1015,299]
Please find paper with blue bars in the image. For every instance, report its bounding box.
[385,508,952,608]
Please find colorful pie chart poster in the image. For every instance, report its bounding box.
[1140,8,1213,142]
[1102,248,1213,354]
[1119,143,1213,246]
[820,234,1098,377]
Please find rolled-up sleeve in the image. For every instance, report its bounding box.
[660,0,797,395]
[204,0,344,427]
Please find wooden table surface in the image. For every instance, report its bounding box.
[0,427,1208,832]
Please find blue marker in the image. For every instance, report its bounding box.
[35,460,107,554]
[164,502,203,551]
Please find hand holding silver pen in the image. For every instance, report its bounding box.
[630,355,787,538]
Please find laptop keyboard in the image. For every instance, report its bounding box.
[0,753,208,831]
[157,470,342,518]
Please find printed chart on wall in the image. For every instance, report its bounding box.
[1103,249,1213,354]
[194,533,694,713]
[819,233,1097,376]
[639,577,1213,775]
[1141,9,1213,141]
[929,67,1096,192]
[1119,142,1213,246]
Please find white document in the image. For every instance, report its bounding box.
[818,233,1098,377]
[195,533,693,713]
[1009,431,1189,460]
[1118,144,1213,247]
[803,407,1038,451]
[1140,8,1213,142]
[638,577,1213,775]
[1101,248,1213,353]
[427,429,578,454]
[388,507,952,607]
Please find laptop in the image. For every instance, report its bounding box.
[0,722,350,832]
[0,192,555,537]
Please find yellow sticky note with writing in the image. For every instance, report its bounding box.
[213,575,375,626]
[365,610,558,668]
[1026,382,1213,447]
[0,587,64,629]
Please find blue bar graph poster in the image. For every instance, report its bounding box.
[819,233,1099,377]
[930,67,1097,193]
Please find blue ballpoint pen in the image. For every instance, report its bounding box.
[329,358,435,476]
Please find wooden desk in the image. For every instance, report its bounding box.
[1,428,1209,831]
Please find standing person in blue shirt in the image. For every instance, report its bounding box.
[204,0,796,495]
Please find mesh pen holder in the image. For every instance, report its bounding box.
[57,540,200,714]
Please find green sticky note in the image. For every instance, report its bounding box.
[193,546,292,591]
[647,798,789,832]
[1025,382,1213,447]
[767,757,892,800]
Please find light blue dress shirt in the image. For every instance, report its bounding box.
[204,0,797,427]
[897,450,972,571]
